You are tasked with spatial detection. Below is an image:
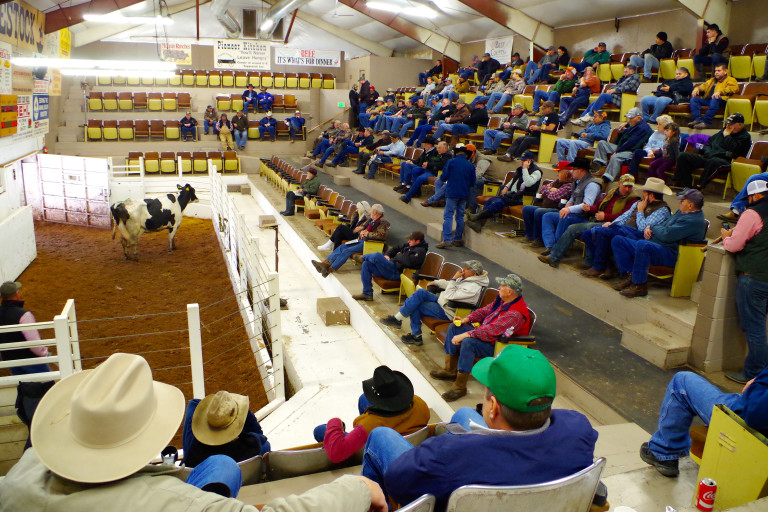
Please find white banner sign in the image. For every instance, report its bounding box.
[16,94,31,134]
[0,42,11,95]
[161,41,192,65]
[274,48,340,68]
[213,40,270,70]
[485,36,514,64]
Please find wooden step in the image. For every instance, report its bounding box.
[621,321,690,369]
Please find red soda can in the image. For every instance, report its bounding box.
[696,477,717,511]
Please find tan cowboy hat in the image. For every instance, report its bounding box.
[637,177,673,195]
[191,391,249,446]
[30,353,184,483]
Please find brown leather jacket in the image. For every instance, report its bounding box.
[358,215,390,241]
[447,105,470,123]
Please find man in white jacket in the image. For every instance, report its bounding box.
[380,260,489,345]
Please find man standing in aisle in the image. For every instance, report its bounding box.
[231,110,248,150]
[436,144,475,249]
[721,179,768,384]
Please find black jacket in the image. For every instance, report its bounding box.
[477,58,501,83]
[654,77,694,104]
[386,240,429,272]
[465,106,490,130]
[359,81,372,104]
[643,41,674,60]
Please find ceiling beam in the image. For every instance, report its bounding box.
[336,0,460,60]
[673,0,730,28]
[294,10,393,57]
[455,0,554,49]
[45,0,146,34]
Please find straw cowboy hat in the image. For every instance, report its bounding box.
[30,353,185,483]
[362,365,414,413]
[637,177,673,196]
[192,391,249,446]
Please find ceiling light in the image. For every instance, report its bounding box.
[82,13,174,25]
[366,1,438,18]
[260,19,275,32]
[11,57,176,72]
[366,1,402,14]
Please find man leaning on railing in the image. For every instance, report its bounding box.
[0,281,51,376]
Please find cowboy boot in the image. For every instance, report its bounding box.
[442,372,470,401]
[612,272,633,291]
[430,354,458,380]
[311,259,330,274]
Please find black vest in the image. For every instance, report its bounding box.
[735,198,768,282]
[0,300,36,361]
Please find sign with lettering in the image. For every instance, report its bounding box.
[213,39,270,70]
[485,36,514,64]
[0,1,45,53]
[274,48,340,68]
[0,42,11,95]
[161,41,191,65]
[16,93,29,133]
[32,92,47,123]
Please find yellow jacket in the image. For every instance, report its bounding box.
[696,76,740,99]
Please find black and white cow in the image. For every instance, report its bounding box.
[111,184,198,261]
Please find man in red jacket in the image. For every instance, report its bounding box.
[430,273,531,401]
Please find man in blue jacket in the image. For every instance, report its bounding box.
[257,87,274,113]
[640,365,768,477]
[555,110,611,163]
[361,345,598,511]
[592,107,652,184]
[241,84,257,113]
[611,188,707,297]
[436,144,476,249]
[258,112,277,141]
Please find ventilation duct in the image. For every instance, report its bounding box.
[257,0,311,40]
[210,0,242,38]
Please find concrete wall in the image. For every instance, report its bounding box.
[0,159,36,281]
[729,0,768,45]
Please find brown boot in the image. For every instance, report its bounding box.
[311,259,330,274]
[621,282,648,298]
[599,268,617,280]
[580,268,603,278]
[442,372,470,401]
[430,354,458,380]
[613,273,633,291]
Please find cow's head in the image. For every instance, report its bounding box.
[177,184,198,209]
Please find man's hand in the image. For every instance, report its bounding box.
[647,150,655,158]
[580,132,589,138]
[606,88,615,95]
[559,208,570,218]
[422,162,428,168]
[660,84,670,92]
[582,203,590,211]
[595,211,605,221]
[637,197,648,212]
[644,226,653,239]
[721,227,733,238]
[360,231,368,239]
[713,91,722,99]
[602,221,611,227]
[521,159,531,169]
[529,124,541,132]
[353,226,363,233]
[359,476,388,512]
[452,332,470,345]
[503,122,510,129]
[692,88,700,97]
[743,378,756,393]
[384,255,391,261]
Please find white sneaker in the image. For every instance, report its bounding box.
[570,118,584,126]
[317,240,333,251]
[580,114,593,123]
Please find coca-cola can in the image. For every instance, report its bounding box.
[696,478,717,511]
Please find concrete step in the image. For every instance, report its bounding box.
[621,321,690,369]
[647,303,696,339]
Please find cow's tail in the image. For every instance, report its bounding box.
[110,203,130,240]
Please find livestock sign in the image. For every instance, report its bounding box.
[0,1,45,53]
[161,41,192,65]
[485,36,514,64]
[213,39,270,70]
[274,48,340,68]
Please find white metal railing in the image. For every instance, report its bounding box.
[209,166,285,417]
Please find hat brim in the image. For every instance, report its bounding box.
[471,357,493,388]
[362,371,414,412]
[191,393,249,446]
[638,183,673,195]
[31,369,185,483]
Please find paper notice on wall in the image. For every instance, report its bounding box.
[274,48,340,67]
[485,36,514,64]
[0,42,11,95]
[213,40,270,70]
[161,41,192,65]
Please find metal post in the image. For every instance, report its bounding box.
[53,312,74,379]
[187,303,205,399]
[266,271,284,401]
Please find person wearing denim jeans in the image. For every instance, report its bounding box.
[540,161,601,250]
[687,63,739,129]
[629,32,673,80]
[693,24,730,78]
[285,111,306,141]
[361,344,598,507]
[722,180,768,384]
[353,232,428,301]
[437,145,475,248]
[231,111,248,149]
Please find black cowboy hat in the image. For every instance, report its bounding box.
[362,366,414,413]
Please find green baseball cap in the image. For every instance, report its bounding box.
[471,345,556,412]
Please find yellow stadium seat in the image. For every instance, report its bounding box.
[169,72,182,86]
[208,71,222,87]
[118,120,134,140]
[261,73,274,88]
[231,94,244,112]
[195,70,208,87]
[217,95,232,112]
[596,63,613,83]
[163,92,178,111]
[118,92,133,111]
[97,76,111,86]
[274,72,286,88]
[88,92,103,111]
[144,152,160,174]
[223,151,240,173]
[126,76,140,86]
[148,93,163,112]
[221,72,235,88]
[160,152,177,174]
[177,152,192,174]
[181,70,195,87]
[141,76,154,87]
[102,120,118,141]
[103,92,118,111]
[286,73,298,88]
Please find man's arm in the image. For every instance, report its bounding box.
[723,209,763,253]
[262,475,383,512]
[635,204,671,231]
[19,311,48,357]
[568,182,601,213]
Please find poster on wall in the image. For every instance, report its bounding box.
[44,28,70,58]
[32,92,47,129]
[0,1,45,53]
[213,40,270,70]
[274,48,340,67]
[12,69,32,94]
[0,42,12,95]
[485,36,514,64]
[16,93,30,134]
[161,41,192,65]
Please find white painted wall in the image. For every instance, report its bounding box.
[0,158,37,281]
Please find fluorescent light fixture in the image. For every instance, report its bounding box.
[366,1,438,18]
[82,13,174,25]
[60,69,176,78]
[366,1,401,13]
[260,19,275,32]
[11,57,176,72]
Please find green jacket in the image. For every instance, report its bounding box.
[300,176,320,195]
[552,78,576,94]
[583,49,611,65]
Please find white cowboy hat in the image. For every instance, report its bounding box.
[31,353,185,483]
[637,177,673,196]
[191,391,249,446]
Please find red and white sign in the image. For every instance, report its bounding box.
[274,47,340,68]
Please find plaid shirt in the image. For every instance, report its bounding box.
[465,296,528,342]
[611,73,641,106]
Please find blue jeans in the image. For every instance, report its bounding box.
[319,145,336,165]
[204,119,218,135]
[258,100,273,112]
[181,126,197,140]
[524,60,538,82]
[570,61,590,73]
[731,172,768,213]
[444,324,495,373]
[359,113,374,128]
[522,206,556,241]
[433,122,472,140]
[583,225,643,271]
[234,129,247,147]
[361,252,401,297]
[527,63,555,85]
[288,122,304,140]
[418,72,429,86]
[399,120,416,139]
[489,93,513,114]
[483,129,512,151]
[243,99,256,113]
[428,177,447,203]
[313,138,331,157]
[390,117,409,134]
[582,93,613,117]
[549,221,600,264]
[736,274,768,379]
[559,93,590,123]
[611,237,676,284]
[407,124,435,147]
[693,53,727,70]
[470,95,490,109]
[400,288,450,334]
[332,140,359,165]
[649,371,744,460]
[328,240,364,270]
[258,127,274,140]
[374,115,392,132]
[541,212,588,248]
[10,363,51,376]
[399,162,419,185]
[629,54,660,79]
[690,96,726,125]
[366,155,393,179]
[532,90,561,113]
[555,137,591,162]
[640,96,674,123]
[405,170,436,201]
[442,198,467,242]
[185,454,243,498]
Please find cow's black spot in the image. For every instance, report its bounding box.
[143,198,177,231]
[167,194,177,203]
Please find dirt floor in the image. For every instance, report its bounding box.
[12,218,268,418]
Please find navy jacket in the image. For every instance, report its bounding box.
[259,117,277,128]
[742,366,768,434]
[384,409,597,511]
[616,121,652,153]
[440,154,476,199]
[650,209,707,255]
